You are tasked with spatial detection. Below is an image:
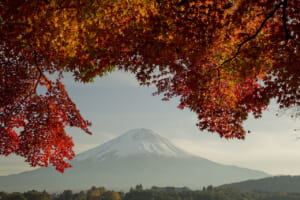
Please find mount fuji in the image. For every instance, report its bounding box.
[0,129,269,192]
[74,129,191,161]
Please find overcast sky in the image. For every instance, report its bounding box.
[0,71,299,176]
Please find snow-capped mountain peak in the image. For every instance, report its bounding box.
[74,128,191,161]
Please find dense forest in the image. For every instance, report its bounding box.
[1,185,300,200]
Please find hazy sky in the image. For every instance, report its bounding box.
[0,71,299,176]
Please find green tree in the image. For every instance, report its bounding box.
[61,190,73,200]
[135,184,143,191]
[0,192,8,200]
[87,187,106,200]
[100,191,121,200]
[206,185,213,191]
[73,191,86,200]
[6,192,26,200]
[24,190,51,200]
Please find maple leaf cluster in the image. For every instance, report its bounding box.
[0,0,299,172]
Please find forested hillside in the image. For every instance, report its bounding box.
[221,175,300,193]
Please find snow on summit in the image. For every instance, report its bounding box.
[74,128,192,161]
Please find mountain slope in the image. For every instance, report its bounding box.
[220,175,300,193]
[0,129,269,192]
[74,129,191,161]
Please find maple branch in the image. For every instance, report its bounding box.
[9,53,41,115]
[33,51,52,88]
[219,1,284,68]
[216,67,223,106]
[33,51,42,94]
[217,67,221,93]
[7,51,51,122]
[33,51,55,125]
[282,0,293,45]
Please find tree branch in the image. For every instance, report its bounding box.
[282,0,293,45]
[33,51,52,87]
[33,51,42,93]
[7,51,50,121]
[9,53,41,114]
[219,1,285,68]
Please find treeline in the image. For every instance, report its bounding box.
[0,187,124,200]
[1,185,300,200]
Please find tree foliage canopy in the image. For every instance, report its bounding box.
[1,0,299,172]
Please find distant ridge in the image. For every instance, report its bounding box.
[0,129,269,192]
[220,175,300,193]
